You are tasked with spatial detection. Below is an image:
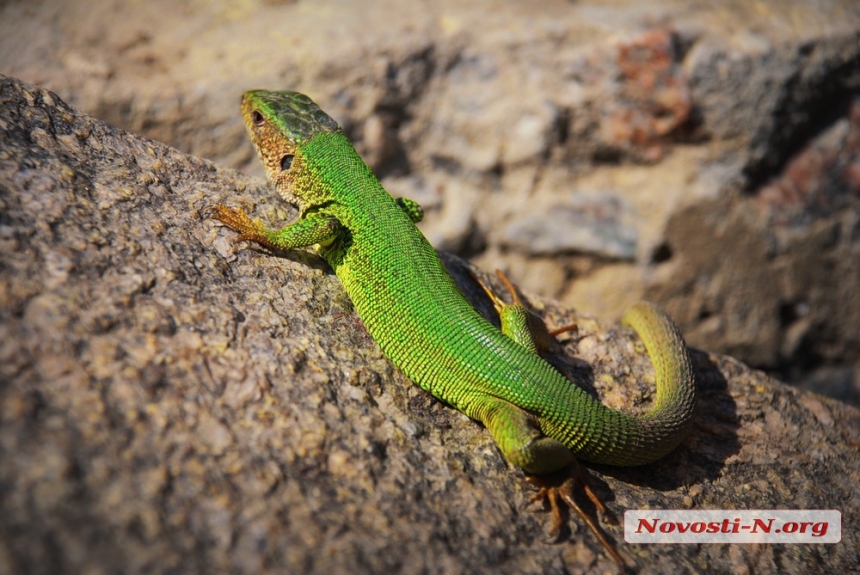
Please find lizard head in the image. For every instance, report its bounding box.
[241,90,341,207]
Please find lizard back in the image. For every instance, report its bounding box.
[292,131,696,467]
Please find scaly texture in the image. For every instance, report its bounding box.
[214,90,697,475]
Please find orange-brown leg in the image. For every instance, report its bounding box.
[526,461,626,567]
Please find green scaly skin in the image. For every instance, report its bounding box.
[213,90,697,477]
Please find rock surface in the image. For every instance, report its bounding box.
[0,0,860,405]
[2,75,859,575]
[2,0,858,403]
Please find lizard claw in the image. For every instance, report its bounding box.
[526,461,626,567]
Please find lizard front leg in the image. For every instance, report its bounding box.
[212,205,340,251]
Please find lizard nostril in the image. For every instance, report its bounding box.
[252,110,265,125]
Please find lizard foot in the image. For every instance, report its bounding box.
[471,269,579,354]
[211,205,276,249]
[491,269,579,339]
[526,460,625,566]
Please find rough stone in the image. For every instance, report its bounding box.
[2,74,859,575]
[3,0,859,401]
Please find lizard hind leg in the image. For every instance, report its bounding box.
[472,270,577,354]
[478,399,625,566]
[527,461,626,566]
[469,271,625,566]
[477,397,575,474]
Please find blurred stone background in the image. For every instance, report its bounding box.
[2,0,859,404]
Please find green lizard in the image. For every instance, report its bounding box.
[212,90,697,564]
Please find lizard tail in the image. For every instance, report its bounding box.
[548,301,697,467]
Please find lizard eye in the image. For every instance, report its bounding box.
[280,155,294,171]
[252,110,265,125]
